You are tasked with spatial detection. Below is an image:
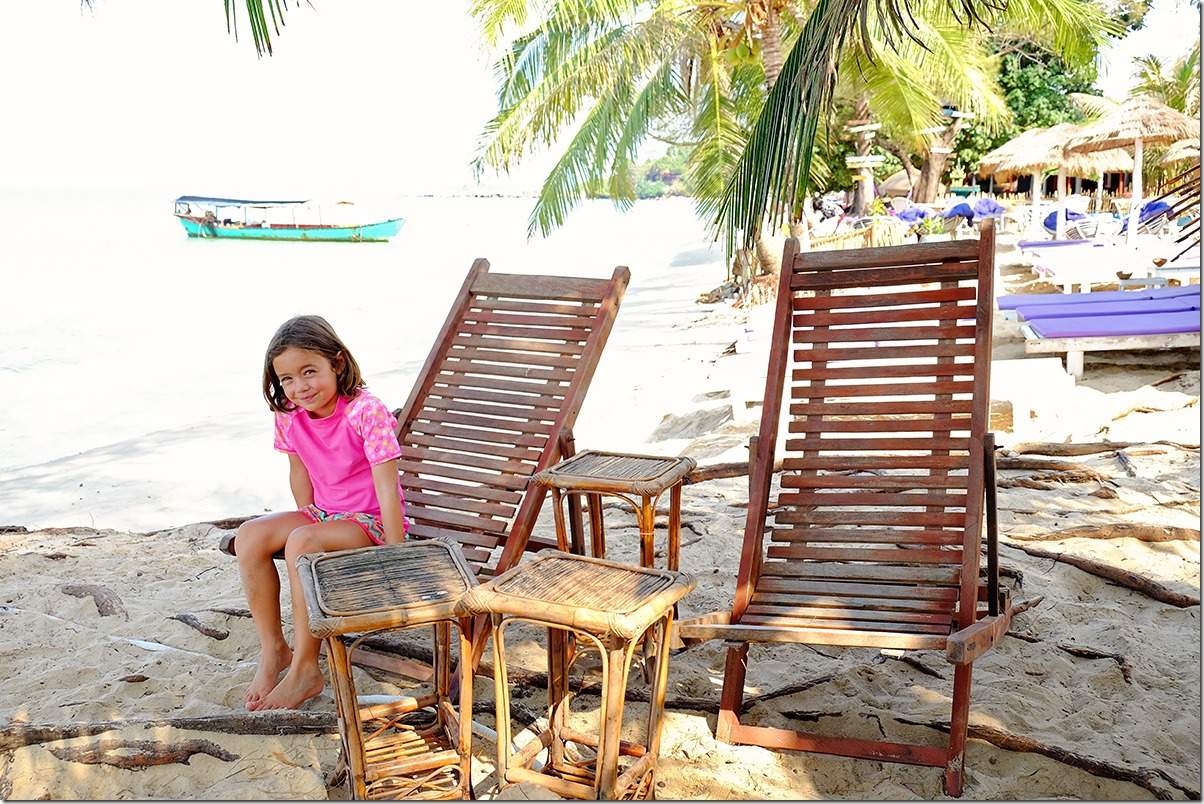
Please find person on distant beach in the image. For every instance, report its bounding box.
[234,315,407,711]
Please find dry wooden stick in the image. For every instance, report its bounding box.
[995,457,1111,480]
[741,673,837,712]
[60,584,127,619]
[895,718,1198,800]
[1056,643,1134,684]
[1002,542,1200,608]
[1011,595,1045,616]
[0,712,338,752]
[1008,440,1199,457]
[685,458,786,485]
[168,614,229,640]
[1008,524,1200,544]
[47,737,238,770]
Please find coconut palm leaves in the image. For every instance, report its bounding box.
[1132,43,1201,115]
[224,0,296,56]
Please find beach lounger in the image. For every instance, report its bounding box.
[220,261,629,639]
[678,221,1013,797]
[1023,305,1201,379]
[997,284,1199,312]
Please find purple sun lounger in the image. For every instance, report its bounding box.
[998,285,1200,312]
[1023,308,1202,379]
[1016,296,1201,321]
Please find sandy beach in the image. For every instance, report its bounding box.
[1,234,1199,800]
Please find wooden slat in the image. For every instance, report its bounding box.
[790,381,974,399]
[471,272,611,302]
[448,345,581,370]
[740,611,950,635]
[682,621,948,650]
[745,602,953,625]
[788,417,970,433]
[409,420,547,449]
[422,395,558,421]
[415,407,554,436]
[402,490,516,519]
[755,576,960,601]
[792,362,975,382]
[797,343,976,363]
[405,522,502,550]
[769,527,964,545]
[775,510,965,527]
[784,436,971,452]
[398,444,537,474]
[406,432,543,461]
[793,304,975,328]
[749,592,955,613]
[794,240,977,271]
[453,332,586,355]
[406,503,509,534]
[792,260,977,290]
[760,560,961,585]
[460,320,592,344]
[463,308,596,330]
[777,491,968,508]
[789,399,973,416]
[395,459,529,491]
[434,371,568,398]
[791,286,977,311]
[784,455,969,471]
[429,381,565,408]
[792,324,976,343]
[440,358,574,383]
[400,474,523,506]
[782,475,968,489]
[765,545,963,564]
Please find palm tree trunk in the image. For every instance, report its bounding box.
[914,118,967,203]
[760,5,784,90]
[851,95,873,215]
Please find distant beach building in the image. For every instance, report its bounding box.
[173,196,404,242]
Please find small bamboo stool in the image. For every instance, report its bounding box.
[458,551,695,800]
[533,451,696,571]
[297,540,477,800]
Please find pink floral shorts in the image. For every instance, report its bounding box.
[300,504,387,545]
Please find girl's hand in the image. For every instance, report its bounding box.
[371,460,406,545]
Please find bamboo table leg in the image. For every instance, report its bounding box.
[638,496,655,568]
[597,642,634,799]
[587,493,606,559]
[457,620,474,799]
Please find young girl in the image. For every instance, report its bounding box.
[234,315,407,711]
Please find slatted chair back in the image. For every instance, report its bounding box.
[732,223,995,646]
[394,259,629,577]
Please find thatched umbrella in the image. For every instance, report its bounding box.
[1066,95,1198,244]
[982,124,1131,237]
[1162,137,1201,165]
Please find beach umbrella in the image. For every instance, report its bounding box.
[984,124,1131,237]
[1161,137,1201,165]
[1066,95,1198,245]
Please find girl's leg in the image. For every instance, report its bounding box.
[234,511,312,708]
[255,520,373,711]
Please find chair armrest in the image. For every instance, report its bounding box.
[945,611,1011,665]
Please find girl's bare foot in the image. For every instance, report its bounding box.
[254,662,325,711]
[244,643,292,710]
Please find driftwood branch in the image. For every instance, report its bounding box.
[896,718,1199,800]
[995,457,1111,480]
[1057,643,1134,684]
[46,737,238,770]
[168,614,229,640]
[0,712,338,752]
[1007,440,1199,456]
[685,458,785,485]
[1008,524,1200,543]
[1002,542,1200,608]
[1011,596,1045,616]
[60,584,127,619]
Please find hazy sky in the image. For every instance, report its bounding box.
[0,1,1197,195]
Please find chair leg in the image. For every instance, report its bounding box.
[715,642,749,743]
[944,663,974,798]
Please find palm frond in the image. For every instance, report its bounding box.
[1068,91,1118,120]
[223,0,297,57]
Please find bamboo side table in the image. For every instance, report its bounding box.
[533,451,697,572]
[297,540,477,801]
[458,551,695,800]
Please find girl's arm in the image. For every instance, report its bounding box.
[372,459,406,545]
[288,453,315,509]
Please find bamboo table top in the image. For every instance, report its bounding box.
[534,450,697,497]
[457,551,695,640]
[297,540,477,639]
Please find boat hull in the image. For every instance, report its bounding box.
[178,217,404,242]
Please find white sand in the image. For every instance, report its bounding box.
[1,235,1199,799]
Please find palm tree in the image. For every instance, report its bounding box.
[1131,43,1200,115]
[82,1,296,57]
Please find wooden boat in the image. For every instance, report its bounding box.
[174,196,404,242]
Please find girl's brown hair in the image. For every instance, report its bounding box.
[262,315,365,413]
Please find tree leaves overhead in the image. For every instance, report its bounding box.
[224,0,298,57]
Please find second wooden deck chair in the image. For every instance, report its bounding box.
[679,220,1013,797]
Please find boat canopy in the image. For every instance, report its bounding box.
[174,195,309,206]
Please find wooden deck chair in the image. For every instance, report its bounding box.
[221,260,629,654]
[678,220,1013,797]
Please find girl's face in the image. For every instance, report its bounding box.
[272,347,342,418]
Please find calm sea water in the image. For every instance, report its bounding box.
[0,188,728,527]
